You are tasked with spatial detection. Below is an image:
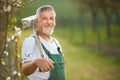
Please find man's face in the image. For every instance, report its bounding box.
[37,11,56,35]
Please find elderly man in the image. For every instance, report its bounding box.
[21,5,66,80]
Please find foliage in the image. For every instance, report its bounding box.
[0,0,38,80]
[73,0,120,37]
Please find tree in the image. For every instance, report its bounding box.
[73,0,120,37]
[0,0,37,79]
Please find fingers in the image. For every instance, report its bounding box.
[40,61,54,72]
[47,58,54,70]
[35,58,54,72]
[48,58,54,64]
[42,58,54,72]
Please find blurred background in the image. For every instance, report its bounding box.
[0,0,120,80]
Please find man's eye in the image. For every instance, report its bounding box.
[50,17,54,20]
[42,18,47,20]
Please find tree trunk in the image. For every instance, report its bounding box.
[102,7,111,38]
[91,8,97,32]
[106,15,111,38]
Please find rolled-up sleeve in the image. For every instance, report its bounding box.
[22,37,36,63]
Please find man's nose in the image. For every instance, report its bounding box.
[47,19,51,24]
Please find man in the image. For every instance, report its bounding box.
[22,5,66,80]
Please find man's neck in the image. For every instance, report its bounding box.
[38,32,53,43]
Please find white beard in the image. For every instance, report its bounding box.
[42,27,54,35]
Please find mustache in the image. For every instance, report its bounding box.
[44,23,53,27]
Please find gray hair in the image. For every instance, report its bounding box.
[36,5,56,18]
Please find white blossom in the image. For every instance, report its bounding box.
[15,39,18,42]
[4,51,9,56]
[1,61,5,65]
[3,5,7,12]
[15,26,22,37]
[5,44,8,48]
[11,35,15,40]
[7,5,12,12]
[13,70,17,75]
[7,38,11,42]
[3,5,11,12]
[17,72,21,76]
[17,54,20,58]
[6,76,11,80]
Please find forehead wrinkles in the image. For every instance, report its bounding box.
[39,11,55,19]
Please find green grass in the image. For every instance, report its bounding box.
[62,40,120,80]
[56,30,120,80]
[19,27,120,80]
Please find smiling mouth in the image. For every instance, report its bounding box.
[45,23,53,27]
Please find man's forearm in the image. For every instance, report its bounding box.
[22,61,37,75]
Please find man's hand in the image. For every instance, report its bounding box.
[34,58,54,72]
